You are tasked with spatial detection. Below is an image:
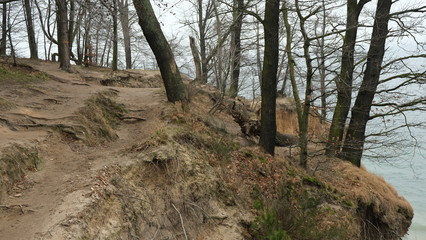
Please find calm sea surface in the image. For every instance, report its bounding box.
[364,157,426,240]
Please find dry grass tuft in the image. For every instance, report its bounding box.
[0,97,15,110]
[71,90,126,145]
[0,144,41,203]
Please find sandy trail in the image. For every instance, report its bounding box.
[0,60,165,240]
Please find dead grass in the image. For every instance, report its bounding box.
[0,97,15,110]
[310,156,413,239]
[74,90,126,145]
[0,144,41,203]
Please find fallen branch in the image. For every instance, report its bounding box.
[171,203,188,240]
[120,116,146,122]
[0,204,29,208]
[71,82,90,86]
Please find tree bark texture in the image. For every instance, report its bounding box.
[133,0,186,103]
[326,0,370,156]
[198,0,208,83]
[229,0,243,98]
[295,0,314,168]
[55,0,71,71]
[118,0,132,69]
[259,0,280,155]
[340,0,392,167]
[112,0,118,71]
[1,3,6,55]
[23,0,38,59]
[189,36,202,82]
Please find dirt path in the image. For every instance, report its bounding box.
[0,61,166,239]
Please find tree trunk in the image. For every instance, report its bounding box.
[340,0,392,167]
[133,0,186,103]
[23,0,38,59]
[259,0,280,155]
[295,0,314,168]
[55,0,71,71]
[255,14,262,85]
[318,0,327,123]
[112,0,118,71]
[229,0,243,97]
[118,0,132,69]
[189,36,202,82]
[1,3,6,55]
[326,0,370,156]
[198,0,208,83]
[68,0,74,59]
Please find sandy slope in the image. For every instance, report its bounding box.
[0,60,165,239]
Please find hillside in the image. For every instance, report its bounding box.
[0,58,413,240]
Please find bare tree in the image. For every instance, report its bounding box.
[229,0,244,97]
[340,0,393,166]
[100,0,118,71]
[0,3,7,55]
[259,0,280,155]
[55,0,71,71]
[23,0,38,59]
[133,0,186,103]
[326,0,370,156]
[118,0,132,69]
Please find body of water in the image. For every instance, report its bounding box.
[364,158,426,240]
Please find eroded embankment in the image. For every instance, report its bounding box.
[40,93,413,240]
[0,59,413,239]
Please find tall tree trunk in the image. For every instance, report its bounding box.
[133,0,186,103]
[189,36,202,82]
[55,0,71,71]
[229,0,243,97]
[326,0,370,156]
[112,0,118,71]
[340,0,392,167]
[255,15,262,85]
[282,0,302,136]
[23,0,38,59]
[68,0,75,59]
[295,0,314,168]
[198,0,208,83]
[259,0,280,155]
[318,0,327,123]
[1,3,6,55]
[118,0,132,69]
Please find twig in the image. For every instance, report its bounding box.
[150,224,160,240]
[0,204,30,208]
[120,116,146,121]
[71,82,90,86]
[171,203,188,240]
